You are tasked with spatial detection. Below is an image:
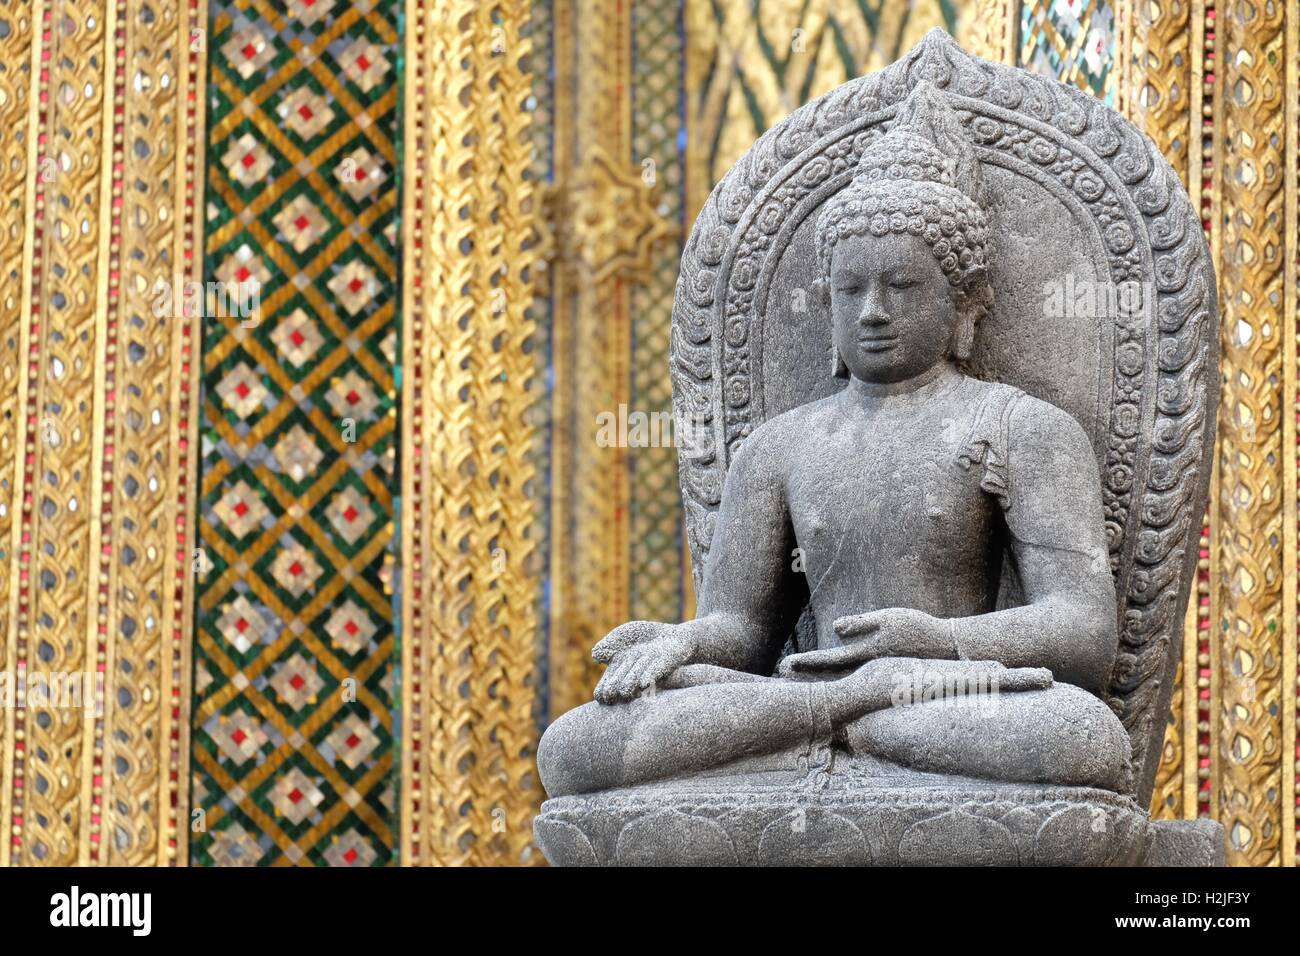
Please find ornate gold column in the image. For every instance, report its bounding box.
[549,0,635,718]
[1287,0,1300,871]
[546,0,669,720]
[0,0,205,866]
[0,0,37,868]
[1214,0,1291,868]
[400,0,545,866]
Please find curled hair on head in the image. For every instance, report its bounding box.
[815,81,994,371]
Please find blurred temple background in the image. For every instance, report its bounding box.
[0,0,1294,866]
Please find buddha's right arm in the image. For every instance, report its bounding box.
[686,421,806,675]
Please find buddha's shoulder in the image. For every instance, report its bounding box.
[726,396,838,470]
[960,378,1092,458]
[744,394,842,443]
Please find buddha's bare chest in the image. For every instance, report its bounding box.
[784,408,1001,614]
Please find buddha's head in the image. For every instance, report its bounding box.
[814,82,993,384]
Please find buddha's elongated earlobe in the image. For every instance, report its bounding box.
[951,309,975,363]
[831,342,849,379]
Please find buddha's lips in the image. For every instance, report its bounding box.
[858,335,899,352]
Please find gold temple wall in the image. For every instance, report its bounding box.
[0,0,1292,866]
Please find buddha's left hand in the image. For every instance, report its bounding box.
[778,608,955,676]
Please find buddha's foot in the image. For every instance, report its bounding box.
[822,656,1053,726]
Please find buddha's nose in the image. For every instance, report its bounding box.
[858,288,889,326]
[858,304,890,326]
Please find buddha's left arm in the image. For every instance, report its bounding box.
[949,396,1118,694]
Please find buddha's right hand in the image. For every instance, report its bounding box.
[592,621,696,704]
[827,657,1054,723]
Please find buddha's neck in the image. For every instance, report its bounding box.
[842,362,960,409]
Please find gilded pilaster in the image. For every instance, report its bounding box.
[547,0,669,719]
[1283,0,1299,868]
[1215,0,1287,867]
[0,0,38,870]
[100,0,205,867]
[401,0,544,866]
[0,0,204,866]
[10,0,114,867]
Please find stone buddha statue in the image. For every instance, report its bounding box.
[535,31,1223,867]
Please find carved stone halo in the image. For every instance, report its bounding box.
[668,29,1218,806]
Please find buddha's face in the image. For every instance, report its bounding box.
[828,230,960,384]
